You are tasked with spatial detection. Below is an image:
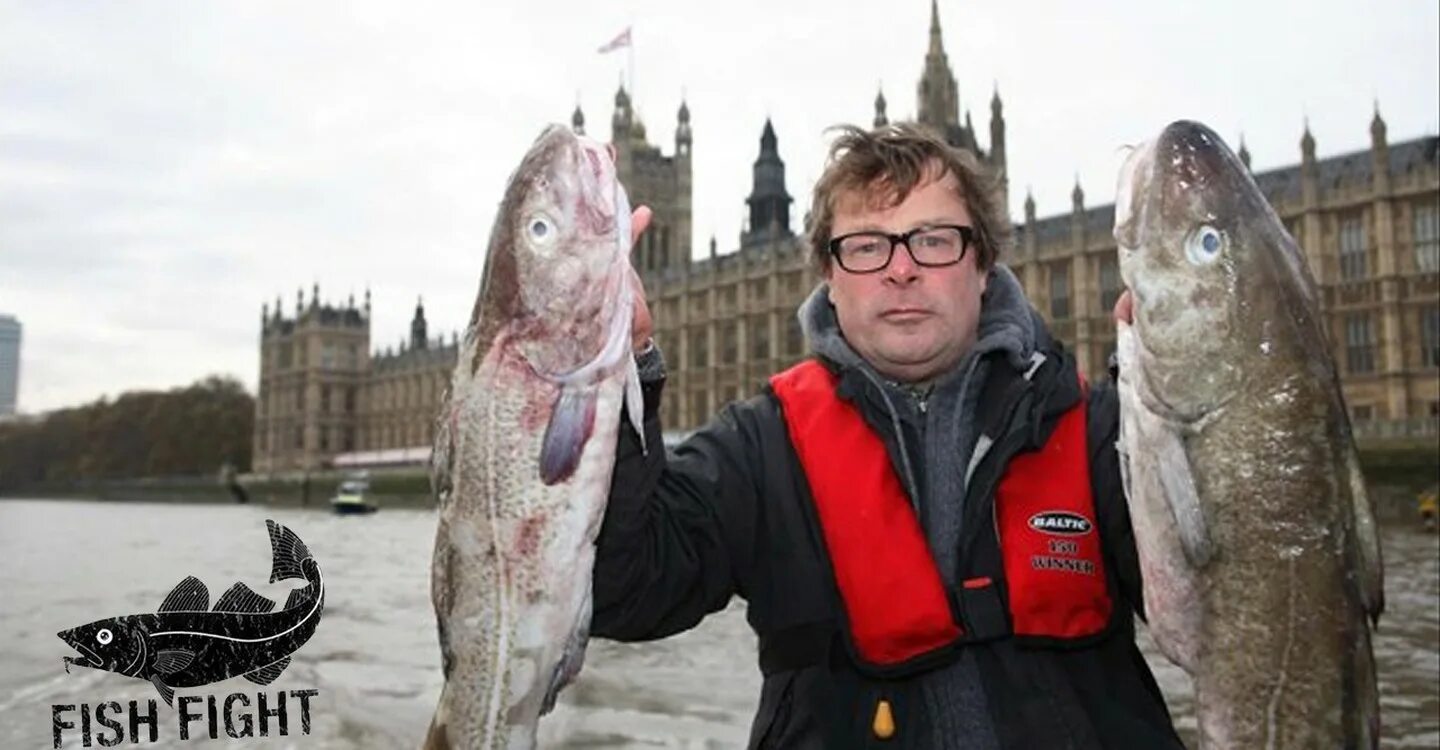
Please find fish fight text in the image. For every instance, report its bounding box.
[51,689,319,747]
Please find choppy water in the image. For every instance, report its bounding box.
[1,499,1434,749]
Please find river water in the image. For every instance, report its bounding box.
[1,499,1434,749]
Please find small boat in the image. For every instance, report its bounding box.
[330,476,378,515]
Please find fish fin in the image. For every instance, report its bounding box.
[283,588,310,610]
[624,355,646,454]
[243,656,290,686]
[539,385,597,485]
[213,582,276,614]
[153,649,195,675]
[1153,425,1215,569]
[150,675,175,707]
[158,576,211,613]
[1342,442,1384,623]
[265,519,313,583]
[541,587,592,715]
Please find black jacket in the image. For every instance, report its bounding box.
[591,338,1182,749]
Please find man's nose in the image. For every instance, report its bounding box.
[884,241,919,283]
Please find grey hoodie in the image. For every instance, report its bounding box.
[797,264,1043,748]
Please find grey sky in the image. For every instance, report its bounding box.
[2,0,1437,414]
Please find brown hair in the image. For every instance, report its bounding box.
[805,123,1011,274]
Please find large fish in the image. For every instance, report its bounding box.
[1113,120,1384,749]
[424,125,643,749]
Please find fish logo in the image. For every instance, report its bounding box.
[1027,511,1093,536]
[57,520,324,706]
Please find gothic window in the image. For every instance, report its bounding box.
[279,343,293,369]
[690,391,709,424]
[321,342,334,370]
[1049,262,1071,320]
[297,386,305,411]
[1422,305,1440,369]
[751,317,770,360]
[345,387,356,414]
[721,322,737,364]
[1344,314,1375,374]
[786,316,804,357]
[1339,214,1367,280]
[1098,255,1121,313]
[343,427,355,452]
[319,427,329,452]
[321,385,331,414]
[294,426,304,450]
[1415,202,1440,273]
[689,329,708,369]
[1350,404,1373,422]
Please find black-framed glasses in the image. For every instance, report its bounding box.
[827,224,977,274]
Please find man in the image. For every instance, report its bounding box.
[592,123,1181,749]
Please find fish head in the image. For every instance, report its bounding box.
[479,124,633,378]
[1114,119,1316,421]
[58,617,148,677]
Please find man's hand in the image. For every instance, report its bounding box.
[1113,289,1133,325]
[629,206,654,353]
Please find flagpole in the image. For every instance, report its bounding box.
[627,25,636,100]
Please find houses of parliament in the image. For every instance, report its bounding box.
[251,3,1440,474]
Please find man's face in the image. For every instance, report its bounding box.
[825,168,988,383]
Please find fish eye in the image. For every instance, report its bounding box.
[1185,224,1225,265]
[526,215,556,246]
[96,629,113,645]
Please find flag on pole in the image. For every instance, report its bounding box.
[597,27,631,54]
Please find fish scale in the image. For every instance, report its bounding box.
[425,125,639,750]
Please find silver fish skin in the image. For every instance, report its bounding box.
[1113,120,1383,750]
[424,124,643,750]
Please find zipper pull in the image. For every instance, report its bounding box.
[872,698,896,740]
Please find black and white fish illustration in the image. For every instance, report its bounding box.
[57,519,324,706]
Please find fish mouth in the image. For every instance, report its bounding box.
[62,643,103,673]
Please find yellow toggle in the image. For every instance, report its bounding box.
[872,699,895,740]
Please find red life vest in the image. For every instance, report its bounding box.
[768,359,1113,671]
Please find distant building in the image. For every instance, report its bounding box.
[0,314,20,416]
[252,0,1440,472]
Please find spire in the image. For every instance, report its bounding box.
[1024,187,1036,223]
[988,82,1006,170]
[295,287,303,315]
[261,301,268,324]
[928,0,943,55]
[1071,175,1084,212]
[311,282,319,309]
[410,296,428,350]
[917,0,960,131]
[744,118,793,248]
[760,118,777,154]
[571,103,585,135]
[1300,118,1316,163]
[611,83,632,141]
[275,295,282,320]
[873,86,888,128]
[1370,101,1387,147]
[1237,134,1251,170]
[363,287,371,317]
[676,97,692,154]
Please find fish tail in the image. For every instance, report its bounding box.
[265,519,314,583]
